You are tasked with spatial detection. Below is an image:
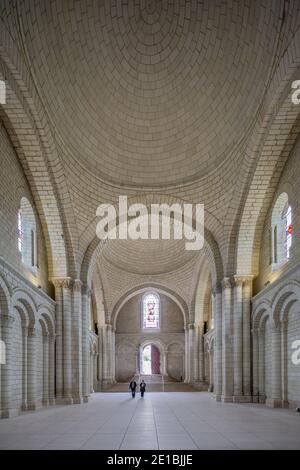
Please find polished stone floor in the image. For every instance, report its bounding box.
[0,392,300,450]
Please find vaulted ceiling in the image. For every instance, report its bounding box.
[1,0,299,317]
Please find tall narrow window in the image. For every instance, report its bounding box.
[17,197,38,271]
[271,193,292,269]
[17,210,23,253]
[143,293,160,329]
[286,205,292,259]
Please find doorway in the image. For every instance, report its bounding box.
[141,344,160,374]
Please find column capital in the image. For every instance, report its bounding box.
[51,277,73,289]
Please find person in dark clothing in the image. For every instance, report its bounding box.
[129,379,137,398]
[140,379,146,397]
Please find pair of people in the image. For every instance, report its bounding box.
[129,379,146,398]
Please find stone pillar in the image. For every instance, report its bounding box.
[281,319,288,407]
[252,327,259,403]
[62,279,73,403]
[49,334,55,405]
[198,324,205,383]
[52,279,64,401]
[233,277,243,401]
[21,324,28,411]
[102,324,114,385]
[242,277,253,400]
[213,283,222,401]
[82,285,91,402]
[42,332,49,406]
[184,326,189,382]
[221,278,233,402]
[111,328,116,383]
[258,327,265,403]
[267,323,282,408]
[193,324,199,382]
[94,353,98,390]
[72,280,83,403]
[208,346,214,392]
[97,328,103,391]
[90,352,94,393]
[27,327,38,410]
[0,314,18,418]
[184,323,194,383]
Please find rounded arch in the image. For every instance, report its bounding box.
[79,193,224,289]
[37,306,55,337]
[140,338,165,355]
[112,283,189,329]
[252,300,272,330]
[271,282,300,325]
[0,21,77,277]
[0,273,11,317]
[232,30,300,276]
[11,289,37,328]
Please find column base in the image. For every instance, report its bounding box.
[252,395,259,403]
[83,396,89,403]
[0,408,20,419]
[72,396,84,404]
[221,395,233,403]
[214,394,222,402]
[192,381,209,391]
[233,395,252,403]
[266,398,282,408]
[55,397,74,405]
[49,398,56,406]
[27,401,43,411]
[42,399,50,407]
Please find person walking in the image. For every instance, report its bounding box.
[129,379,137,398]
[140,379,146,398]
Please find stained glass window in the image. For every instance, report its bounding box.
[285,205,292,259]
[143,293,160,329]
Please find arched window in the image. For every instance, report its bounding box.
[271,193,292,268]
[17,197,38,270]
[142,292,160,329]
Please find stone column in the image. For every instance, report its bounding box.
[267,323,282,408]
[82,285,91,402]
[21,324,28,411]
[62,279,73,403]
[213,283,222,401]
[221,278,233,402]
[252,327,259,403]
[27,327,38,410]
[0,314,18,418]
[281,319,288,407]
[72,280,83,403]
[208,346,214,392]
[90,352,94,393]
[233,276,243,402]
[193,324,199,382]
[184,326,189,382]
[52,279,64,401]
[198,324,205,383]
[111,328,116,383]
[49,334,55,405]
[258,327,265,403]
[184,323,194,383]
[242,277,253,400]
[97,328,103,391]
[42,332,49,406]
[94,353,98,391]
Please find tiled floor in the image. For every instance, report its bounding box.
[0,392,300,450]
